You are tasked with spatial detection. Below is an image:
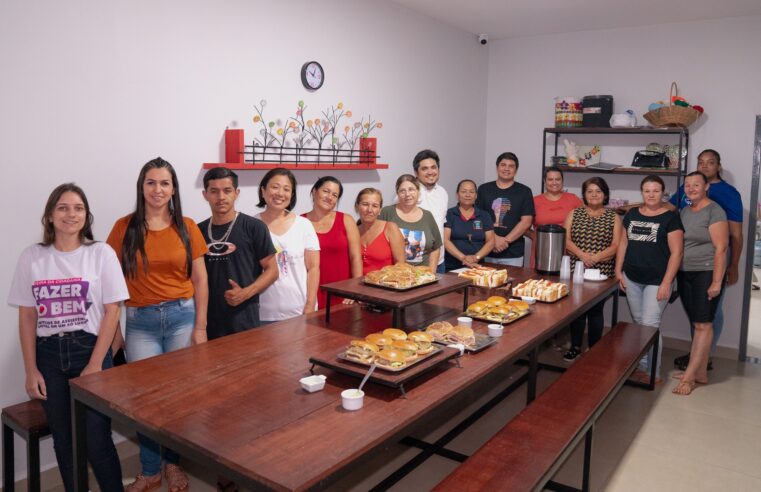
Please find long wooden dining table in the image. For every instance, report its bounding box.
[70,268,618,491]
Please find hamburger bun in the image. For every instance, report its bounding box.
[487,296,507,306]
[345,340,379,363]
[365,333,392,347]
[507,299,530,312]
[383,328,408,340]
[392,340,420,361]
[447,325,476,346]
[376,348,407,369]
[425,321,453,340]
[467,302,487,313]
[408,331,435,354]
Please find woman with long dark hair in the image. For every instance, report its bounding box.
[355,187,406,274]
[9,183,127,492]
[107,157,208,492]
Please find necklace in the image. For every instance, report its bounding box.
[208,212,239,250]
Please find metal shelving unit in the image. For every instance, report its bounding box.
[541,126,689,193]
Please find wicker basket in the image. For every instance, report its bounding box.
[643,82,700,128]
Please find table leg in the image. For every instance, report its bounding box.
[649,331,660,391]
[27,434,40,492]
[3,422,14,492]
[611,289,619,325]
[582,425,594,492]
[325,293,332,323]
[462,288,469,312]
[527,347,538,404]
[400,308,406,329]
[71,398,88,492]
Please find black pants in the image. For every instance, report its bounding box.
[570,299,607,349]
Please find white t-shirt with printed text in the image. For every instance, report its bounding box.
[8,243,129,337]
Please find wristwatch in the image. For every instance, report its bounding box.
[475,254,481,260]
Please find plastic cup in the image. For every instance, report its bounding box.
[574,261,585,283]
[341,389,365,411]
[457,316,473,328]
[559,255,572,279]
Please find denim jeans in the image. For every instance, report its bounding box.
[485,256,524,267]
[436,262,446,274]
[36,331,123,492]
[623,273,668,377]
[126,297,195,476]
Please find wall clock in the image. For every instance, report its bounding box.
[301,61,324,91]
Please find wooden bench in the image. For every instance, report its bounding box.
[2,399,51,492]
[433,322,658,492]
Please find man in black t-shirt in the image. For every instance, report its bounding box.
[199,167,278,340]
[475,152,535,266]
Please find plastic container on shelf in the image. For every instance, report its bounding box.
[554,97,582,127]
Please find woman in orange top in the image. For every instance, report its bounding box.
[107,157,207,492]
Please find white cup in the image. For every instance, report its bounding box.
[487,324,504,337]
[341,389,365,411]
[559,255,572,279]
[574,261,585,283]
[457,316,473,328]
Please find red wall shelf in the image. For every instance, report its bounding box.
[203,163,388,170]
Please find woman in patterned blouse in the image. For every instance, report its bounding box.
[562,177,622,362]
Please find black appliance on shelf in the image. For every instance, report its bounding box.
[582,95,613,127]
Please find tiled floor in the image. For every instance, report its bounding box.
[39,347,761,492]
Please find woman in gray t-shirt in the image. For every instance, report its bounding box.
[674,172,728,396]
[379,175,442,271]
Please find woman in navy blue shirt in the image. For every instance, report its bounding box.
[444,179,495,271]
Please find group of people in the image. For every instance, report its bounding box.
[8,148,742,492]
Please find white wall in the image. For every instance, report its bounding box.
[484,15,761,348]
[0,0,488,481]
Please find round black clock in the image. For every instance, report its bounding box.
[301,61,324,91]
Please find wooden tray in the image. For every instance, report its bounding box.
[465,308,531,325]
[363,276,439,292]
[309,346,460,393]
[432,333,498,354]
[336,346,443,373]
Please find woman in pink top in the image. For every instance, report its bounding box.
[528,166,583,267]
[302,176,362,308]
[355,188,406,274]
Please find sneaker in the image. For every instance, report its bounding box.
[125,473,161,492]
[563,347,582,362]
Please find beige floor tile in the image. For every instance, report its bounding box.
[603,444,761,492]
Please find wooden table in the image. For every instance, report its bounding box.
[70,268,618,492]
[320,274,472,328]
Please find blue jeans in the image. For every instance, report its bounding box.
[623,273,668,378]
[485,256,524,267]
[436,262,446,274]
[36,331,122,492]
[126,297,195,476]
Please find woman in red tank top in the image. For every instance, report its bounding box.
[355,188,406,275]
[302,177,362,308]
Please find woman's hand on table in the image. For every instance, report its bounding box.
[192,327,208,345]
[462,255,480,267]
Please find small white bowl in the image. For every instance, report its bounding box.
[341,389,365,411]
[457,316,473,328]
[520,296,537,305]
[300,375,327,393]
[487,324,504,337]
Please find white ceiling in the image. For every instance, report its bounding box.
[390,0,761,39]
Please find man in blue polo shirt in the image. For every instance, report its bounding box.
[670,149,743,370]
